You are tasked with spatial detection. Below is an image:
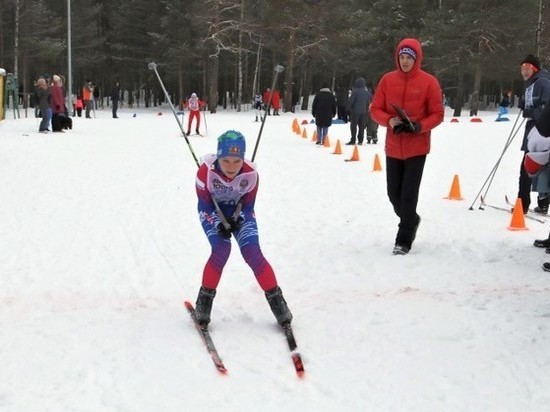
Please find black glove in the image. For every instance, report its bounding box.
[217,217,244,239]
[393,123,405,134]
[395,121,421,134]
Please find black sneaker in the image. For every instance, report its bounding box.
[542,262,550,272]
[265,286,293,326]
[345,141,355,145]
[534,206,548,215]
[195,287,216,328]
[392,244,410,255]
[534,238,550,248]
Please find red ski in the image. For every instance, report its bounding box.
[184,301,227,375]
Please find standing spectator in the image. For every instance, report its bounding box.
[253,92,263,122]
[74,95,84,117]
[111,81,121,118]
[365,83,377,144]
[82,79,94,118]
[186,92,204,135]
[35,77,50,133]
[291,87,299,113]
[346,77,371,145]
[311,83,336,146]
[335,86,349,123]
[516,55,550,214]
[50,75,65,133]
[370,38,444,255]
[193,130,293,328]
[272,89,281,115]
[262,88,272,115]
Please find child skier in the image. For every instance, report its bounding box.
[186,92,203,135]
[194,130,293,328]
[254,93,263,122]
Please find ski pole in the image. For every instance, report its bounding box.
[148,61,200,166]
[471,112,524,209]
[202,105,208,134]
[468,110,525,210]
[148,61,231,230]
[251,65,285,162]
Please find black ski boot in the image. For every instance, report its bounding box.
[195,286,216,328]
[265,286,293,326]
[534,237,550,248]
[196,128,200,135]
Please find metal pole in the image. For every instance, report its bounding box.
[67,0,73,116]
[251,64,284,162]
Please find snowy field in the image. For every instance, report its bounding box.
[1,103,549,411]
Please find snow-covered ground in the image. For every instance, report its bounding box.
[1,104,549,411]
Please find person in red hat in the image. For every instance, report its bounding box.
[517,55,550,217]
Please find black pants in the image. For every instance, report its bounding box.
[337,105,348,122]
[350,113,366,144]
[518,155,532,212]
[386,155,426,248]
[112,100,119,118]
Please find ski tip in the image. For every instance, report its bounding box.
[184,300,193,310]
[292,353,305,378]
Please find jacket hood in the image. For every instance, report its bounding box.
[353,77,366,89]
[395,38,423,74]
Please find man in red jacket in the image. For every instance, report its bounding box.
[370,38,444,255]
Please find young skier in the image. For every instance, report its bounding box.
[194,130,293,329]
[186,92,203,135]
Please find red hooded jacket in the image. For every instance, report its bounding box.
[370,38,444,159]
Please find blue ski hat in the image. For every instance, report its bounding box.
[217,130,246,159]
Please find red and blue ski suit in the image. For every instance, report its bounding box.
[195,154,278,291]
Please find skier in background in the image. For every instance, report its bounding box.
[186,92,204,135]
[193,130,293,329]
[254,92,263,122]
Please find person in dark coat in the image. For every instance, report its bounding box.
[346,77,371,145]
[335,86,349,123]
[311,84,337,146]
[517,54,550,214]
[111,81,121,118]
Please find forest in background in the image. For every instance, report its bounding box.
[0,0,549,116]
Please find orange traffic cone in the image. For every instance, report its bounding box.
[372,154,382,171]
[302,128,308,139]
[345,145,360,162]
[444,174,463,200]
[323,136,331,147]
[312,130,318,142]
[332,139,342,155]
[292,118,299,132]
[508,198,528,231]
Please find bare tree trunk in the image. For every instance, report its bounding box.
[283,30,295,112]
[236,0,244,111]
[0,0,4,67]
[469,61,482,116]
[209,54,219,113]
[301,59,312,111]
[14,0,20,79]
[177,63,183,109]
[536,0,544,56]
[453,64,464,117]
[251,39,262,97]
